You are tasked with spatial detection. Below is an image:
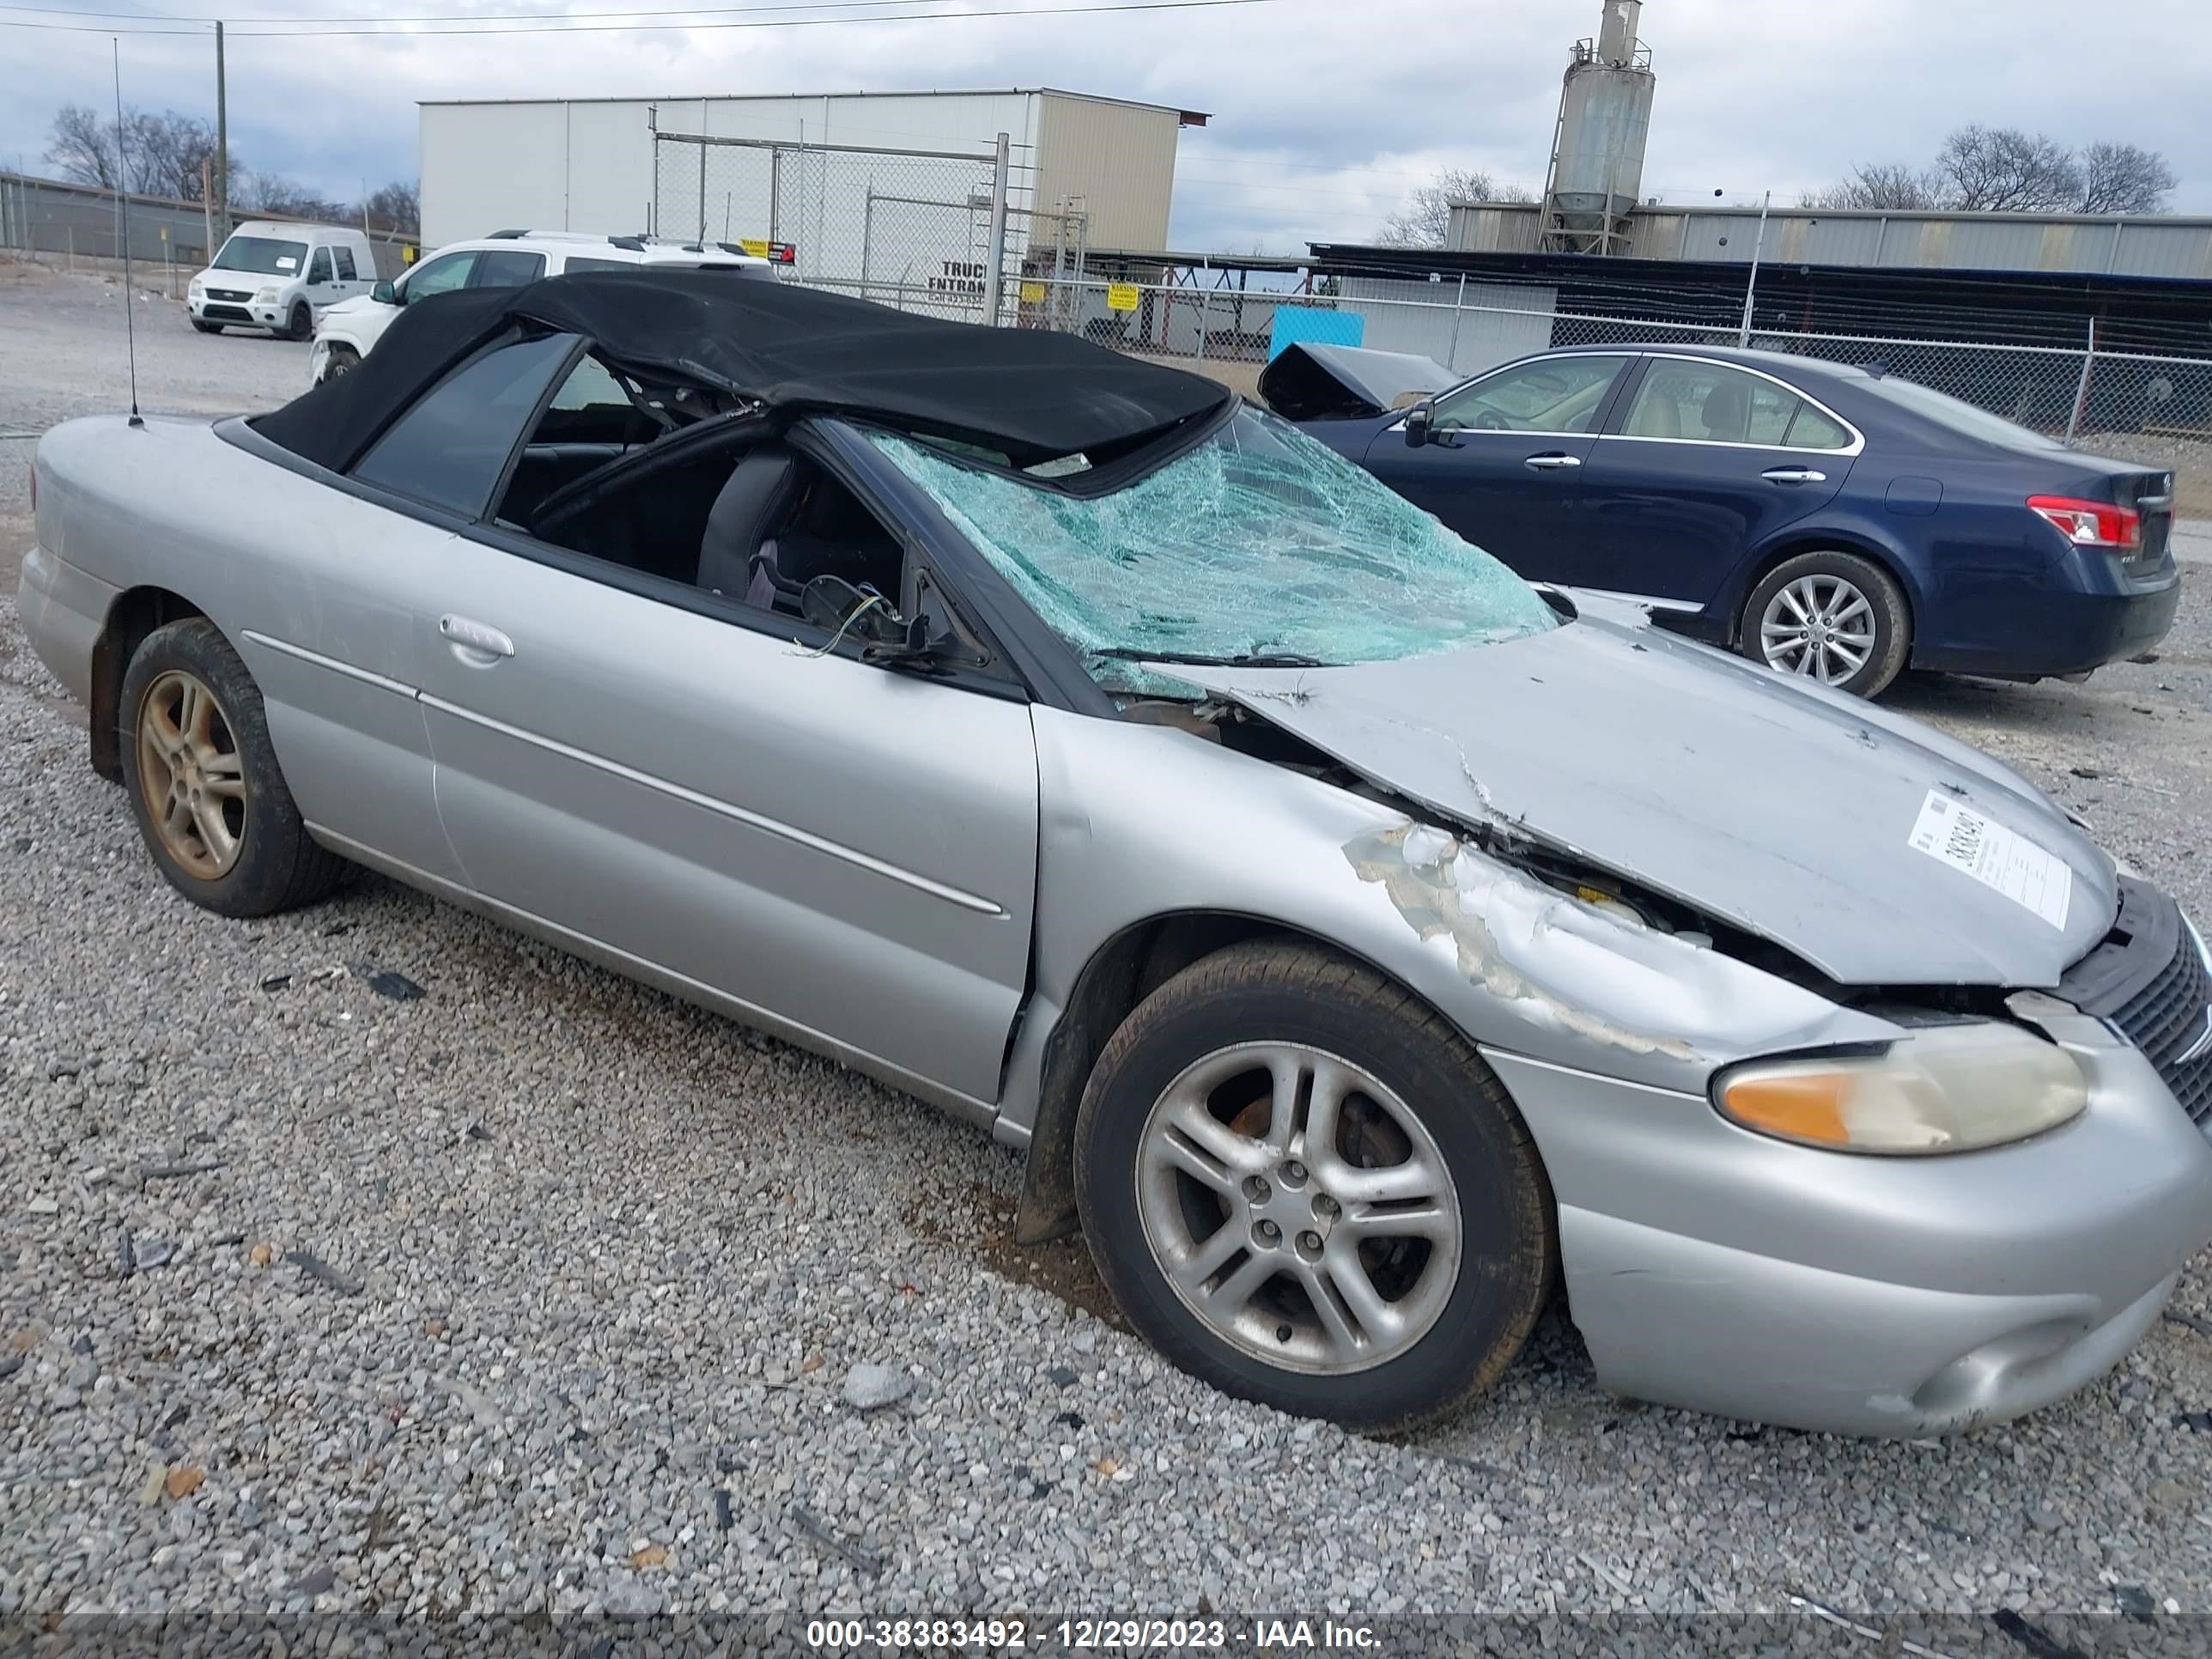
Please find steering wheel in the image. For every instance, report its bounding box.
[1473,410,1512,431]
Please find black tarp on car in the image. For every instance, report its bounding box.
[255,270,1235,474]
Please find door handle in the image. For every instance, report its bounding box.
[1523,453,1583,471]
[439,614,514,664]
[1763,467,1827,484]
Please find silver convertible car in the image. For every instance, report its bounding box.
[20,273,2212,1435]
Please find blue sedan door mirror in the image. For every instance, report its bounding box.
[1404,402,1434,447]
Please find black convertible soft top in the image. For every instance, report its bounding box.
[255,270,1234,472]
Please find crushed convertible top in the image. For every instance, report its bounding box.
[255,270,1235,474]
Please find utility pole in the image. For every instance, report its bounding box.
[213,20,228,243]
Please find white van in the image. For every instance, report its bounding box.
[187,220,379,340]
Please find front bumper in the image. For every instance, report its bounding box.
[15,543,118,707]
[187,293,285,330]
[1487,1001,2212,1436]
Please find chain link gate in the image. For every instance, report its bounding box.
[651,123,1013,324]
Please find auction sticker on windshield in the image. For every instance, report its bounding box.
[1907,789,2072,929]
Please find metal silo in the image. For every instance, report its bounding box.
[1540,0,1656,255]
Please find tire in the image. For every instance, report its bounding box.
[118,617,345,918]
[319,344,360,383]
[286,301,313,342]
[1073,939,1556,1432]
[1739,550,1911,699]
[190,319,222,335]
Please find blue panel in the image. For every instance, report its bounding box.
[1269,305,1364,361]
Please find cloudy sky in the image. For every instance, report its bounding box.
[3,0,2209,252]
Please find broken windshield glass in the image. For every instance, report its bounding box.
[868,406,1557,695]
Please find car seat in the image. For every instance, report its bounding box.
[696,443,804,602]
[1699,379,1751,442]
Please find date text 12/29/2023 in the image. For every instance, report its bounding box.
[802,1618,1382,1650]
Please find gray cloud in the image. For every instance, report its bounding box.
[3,0,2205,255]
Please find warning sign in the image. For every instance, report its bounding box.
[1020,280,1047,304]
[1106,283,1140,313]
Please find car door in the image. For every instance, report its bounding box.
[330,243,363,300]
[397,250,480,305]
[1571,356,1859,611]
[409,350,1041,1109]
[304,246,339,311]
[1355,353,1636,575]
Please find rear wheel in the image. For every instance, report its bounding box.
[1740,549,1910,698]
[1073,939,1555,1431]
[118,618,344,917]
[286,301,313,342]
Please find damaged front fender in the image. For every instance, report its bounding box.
[1344,819,1895,1069]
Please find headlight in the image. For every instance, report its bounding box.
[254,286,278,303]
[188,279,204,296]
[1715,1022,2086,1155]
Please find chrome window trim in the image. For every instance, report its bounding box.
[1396,349,1638,441]
[1604,353,1868,458]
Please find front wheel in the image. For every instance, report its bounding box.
[118,618,345,917]
[286,301,313,342]
[319,343,360,383]
[1739,550,1911,698]
[190,318,222,335]
[1073,940,1556,1431]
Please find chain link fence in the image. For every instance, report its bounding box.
[1013,273,2212,454]
[652,126,1018,322]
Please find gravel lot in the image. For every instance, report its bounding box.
[4,260,2212,1635]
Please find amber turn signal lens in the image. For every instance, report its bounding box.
[1715,1071,1851,1147]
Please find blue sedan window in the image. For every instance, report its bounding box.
[352,331,577,518]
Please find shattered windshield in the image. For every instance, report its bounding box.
[869,406,1558,694]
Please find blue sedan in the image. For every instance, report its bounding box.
[1280,345,2181,699]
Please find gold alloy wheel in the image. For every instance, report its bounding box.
[136,669,248,879]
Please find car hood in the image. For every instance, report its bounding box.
[1155,604,2116,988]
[1256,343,1457,422]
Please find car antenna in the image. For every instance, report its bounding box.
[111,39,143,428]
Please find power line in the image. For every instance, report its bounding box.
[0,0,1303,34]
[0,0,1006,24]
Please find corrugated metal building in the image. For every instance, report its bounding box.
[1445,200,2212,281]
[419,88,1199,258]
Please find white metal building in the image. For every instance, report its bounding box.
[419,88,1202,260]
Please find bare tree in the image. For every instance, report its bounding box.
[240,172,344,223]
[45,103,120,191]
[1936,125,2082,212]
[362,179,420,234]
[2074,141,2177,214]
[1376,167,1534,249]
[1801,161,1942,211]
[46,102,231,202]
[1814,126,2178,217]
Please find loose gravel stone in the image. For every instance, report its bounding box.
[2,264,2209,1625]
[842,1363,915,1411]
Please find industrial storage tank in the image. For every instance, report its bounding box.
[1540,0,1656,255]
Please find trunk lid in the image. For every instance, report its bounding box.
[1157,607,2116,987]
[1256,343,1457,422]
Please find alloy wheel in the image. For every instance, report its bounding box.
[135,669,248,879]
[1134,1042,1461,1375]
[1759,573,1875,684]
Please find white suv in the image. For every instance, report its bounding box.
[307,230,782,385]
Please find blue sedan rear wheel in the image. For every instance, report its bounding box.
[1742,550,1910,699]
